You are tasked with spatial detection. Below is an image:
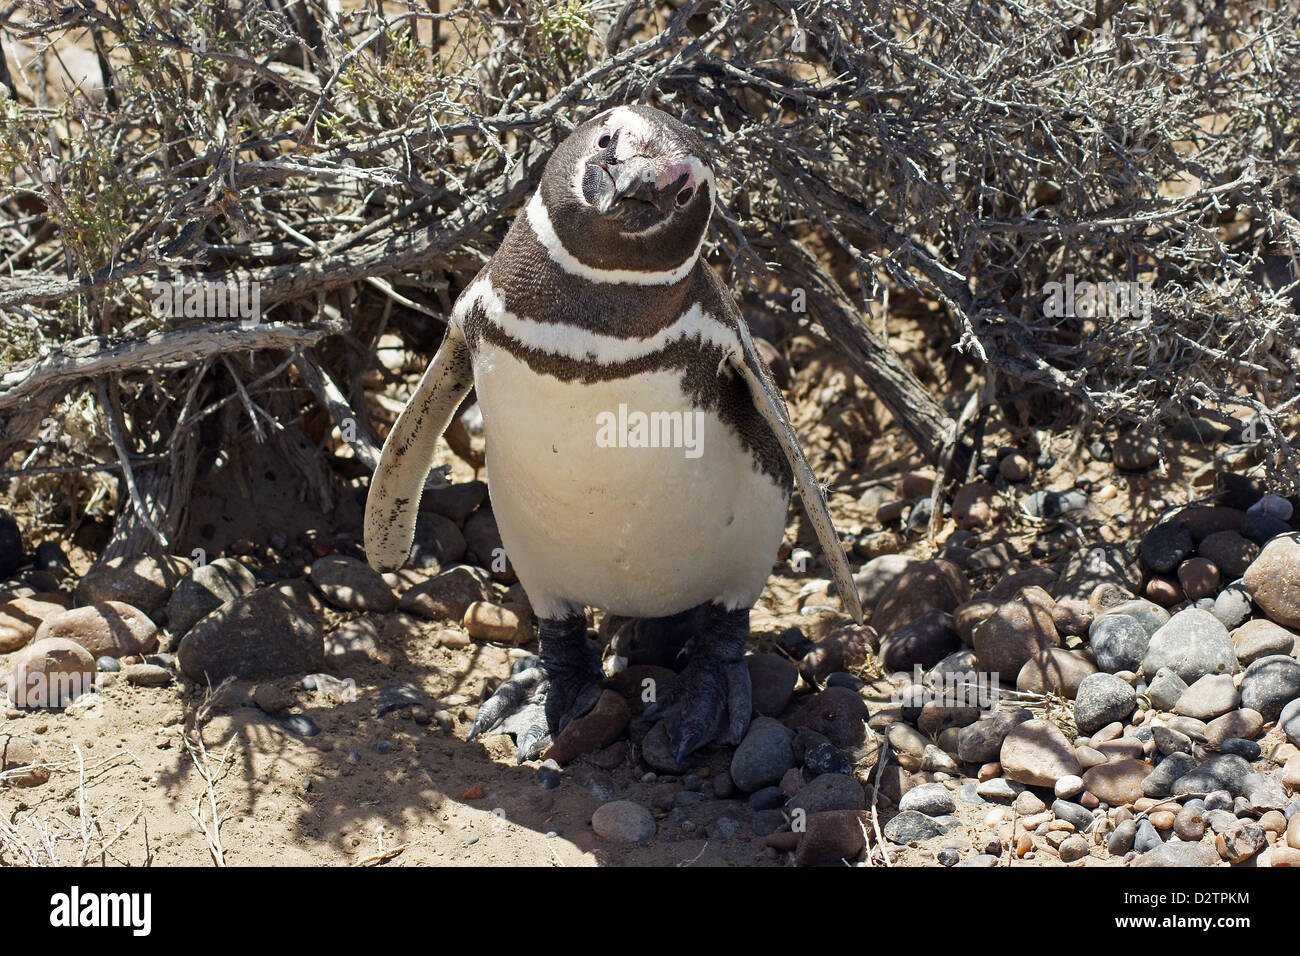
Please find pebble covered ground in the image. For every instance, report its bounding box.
[2,420,1300,867]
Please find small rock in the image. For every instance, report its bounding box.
[74,554,188,612]
[1178,558,1220,601]
[1140,608,1237,683]
[1075,672,1137,734]
[1083,757,1154,806]
[5,638,97,709]
[1140,522,1194,573]
[123,663,172,687]
[790,774,866,814]
[794,811,867,865]
[972,586,1060,682]
[310,555,395,612]
[1174,674,1240,720]
[1198,531,1260,580]
[591,800,656,843]
[1133,841,1221,866]
[1205,708,1264,745]
[1114,432,1160,471]
[883,810,947,844]
[462,601,531,645]
[880,609,960,670]
[546,691,631,764]
[1172,754,1251,797]
[747,653,798,717]
[1232,619,1297,666]
[1058,834,1090,862]
[999,718,1082,787]
[1145,667,1189,711]
[398,565,491,621]
[178,589,323,682]
[167,557,258,634]
[1239,654,1300,720]
[1242,533,1300,629]
[33,601,158,660]
[899,782,957,816]
[730,716,795,792]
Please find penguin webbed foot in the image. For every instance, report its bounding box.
[643,606,752,764]
[467,615,602,763]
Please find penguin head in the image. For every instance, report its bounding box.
[535,105,716,275]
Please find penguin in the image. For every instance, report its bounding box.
[364,104,863,764]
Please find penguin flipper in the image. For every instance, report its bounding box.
[364,321,474,572]
[726,317,865,625]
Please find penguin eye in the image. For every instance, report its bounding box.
[675,186,694,207]
[597,132,612,148]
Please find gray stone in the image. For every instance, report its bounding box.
[178,589,323,682]
[1095,599,1170,636]
[898,782,957,816]
[591,800,655,843]
[1089,614,1151,673]
[1212,586,1253,630]
[789,774,865,814]
[167,557,258,634]
[1145,668,1188,711]
[957,707,1033,764]
[729,716,795,792]
[1239,654,1300,720]
[1140,608,1237,683]
[1074,672,1137,734]
[1142,752,1197,798]
[1140,522,1195,573]
[1173,674,1240,719]
[1133,842,1221,867]
[1133,819,1163,853]
[1107,819,1137,855]
[1052,799,1095,831]
[883,810,947,844]
[976,777,1025,802]
[1281,697,1300,747]
[1172,754,1251,797]
[310,555,395,612]
[1242,773,1288,812]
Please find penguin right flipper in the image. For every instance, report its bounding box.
[364,320,474,572]
[724,304,865,625]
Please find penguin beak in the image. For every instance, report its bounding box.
[588,155,695,229]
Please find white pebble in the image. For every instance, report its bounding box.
[1055,774,1085,799]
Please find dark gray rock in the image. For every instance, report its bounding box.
[1239,654,1300,720]
[1140,522,1194,573]
[1074,672,1137,735]
[1089,614,1151,673]
[1142,752,1197,798]
[883,810,947,844]
[167,557,259,634]
[729,716,795,792]
[178,589,323,682]
[1171,754,1251,797]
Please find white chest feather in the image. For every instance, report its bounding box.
[471,341,788,619]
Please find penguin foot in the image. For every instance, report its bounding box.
[468,614,602,763]
[643,605,752,764]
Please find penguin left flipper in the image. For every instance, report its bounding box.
[723,301,865,625]
[364,320,475,572]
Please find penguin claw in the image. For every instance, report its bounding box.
[468,664,602,764]
[646,654,752,764]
